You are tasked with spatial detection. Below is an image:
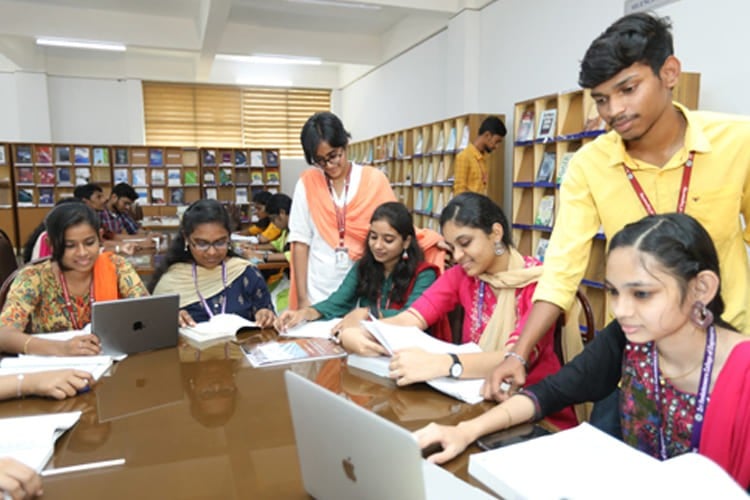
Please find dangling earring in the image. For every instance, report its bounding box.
[494,241,506,256]
[401,248,408,261]
[690,300,714,328]
[184,241,189,252]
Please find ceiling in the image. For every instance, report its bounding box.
[0,0,493,89]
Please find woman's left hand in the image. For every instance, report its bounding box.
[336,307,370,331]
[254,308,276,328]
[389,348,445,386]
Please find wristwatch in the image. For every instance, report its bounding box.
[448,353,463,379]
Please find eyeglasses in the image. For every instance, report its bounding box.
[189,238,230,252]
[314,148,344,168]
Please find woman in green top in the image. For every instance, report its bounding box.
[276,202,438,354]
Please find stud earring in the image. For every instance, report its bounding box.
[690,300,714,328]
[494,241,506,256]
[402,249,408,261]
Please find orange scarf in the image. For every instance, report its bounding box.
[93,252,121,302]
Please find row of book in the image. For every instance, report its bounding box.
[516,108,606,143]
[9,145,111,166]
[112,168,280,187]
[16,166,106,186]
[525,151,574,185]
[356,124,472,164]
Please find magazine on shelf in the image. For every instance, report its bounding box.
[414,133,423,155]
[235,187,248,204]
[56,167,72,185]
[536,109,557,140]
[170,188,185,205]
[458,124,470,150]
[535,152,556,183]
[534,195,555,227]
[17,167,33,184]
[251,172,263,185]
[74,167,91,186]
[38,188,54,206]
[184,170,198,186]
[55,147,71,164]
[516,110,535,142]
[249,150,264,167]
[151,169,166,185]
[74,147,90,165]
[205,188,218,200]
[203,171,216,185]
[446,127,457,151]
[266,171,280,184]
[114,148,129,166]
[202,149,216,166]
[0,147,5,165]
[15,146,32,165]
[220,151,232,166]
[35,146,52,165]
[242,337,346,368]
[535,238,550,262]
[557,152,575,185]
[265,150,279,167]
[38,168,55,185]
[235,150,247,166]
[17,189,34,206]
[134,188,148,204]
[151,188,165,205]
[92,147,109,166]
[132,168,147,186]
[167,168,181,186]
[219,168,232,185]
[149,149,164,167]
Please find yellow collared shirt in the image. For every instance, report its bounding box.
[534,103,750,332]
[454,143,488,195]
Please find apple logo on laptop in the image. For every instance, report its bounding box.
[342,457,357,483]
[132,321,145,332]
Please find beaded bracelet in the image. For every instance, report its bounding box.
[504,351,528,368]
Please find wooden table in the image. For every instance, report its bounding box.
[0,331,499,499]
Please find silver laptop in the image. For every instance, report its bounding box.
[284,370,492,500]
[92,294,179,357]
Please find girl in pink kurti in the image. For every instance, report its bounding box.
[339,193,577,429]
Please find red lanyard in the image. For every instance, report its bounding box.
[327,166,351,248]
[59,273,95,331]
[622,151,695,215]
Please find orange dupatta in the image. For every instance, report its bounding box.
[93,252,121,302]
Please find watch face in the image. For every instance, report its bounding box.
[450,362,463,378]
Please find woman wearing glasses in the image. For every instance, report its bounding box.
[150,199,276,328]
[288,112,399,310]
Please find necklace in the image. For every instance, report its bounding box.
[59,272,95,331]
[657,353,702,383]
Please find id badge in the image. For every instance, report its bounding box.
[335,247,349,269]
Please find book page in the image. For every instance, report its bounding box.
[180,313,258,341]
[279,318,342,339]
[0,412,81,471]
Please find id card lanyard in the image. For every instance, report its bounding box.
[650,324,716,460]
[622,151,695,215]
[192,261,227,318]
[327,166,351,269]
[59,273,95,331]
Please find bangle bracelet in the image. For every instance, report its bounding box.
[16,374,24,398]
[23,337,33,355]
[504,351,528,368]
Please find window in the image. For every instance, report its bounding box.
[143,82,331,158]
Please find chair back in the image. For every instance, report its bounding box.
[0,257,51,330]
[0,228,18,292]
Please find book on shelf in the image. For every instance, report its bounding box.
[180,313,261,345]
[203,171,216,185]
[265,150,279,167]
[516,110,535,142]
[184,170,198,186]
[435,161,445,183]
[557,152,575,185]
[114,147,129,166]
[205,188,217,200]
[17,167,33,184]
[202,149,216,166]
[536,109,557,140]
[468,423,747,500]
[219,168,232,185]
[38,188,54,206]
[435,191,445,215]
[266,171,280,184]
[234,150,247,166]
[17,188,34,206]
[250,172,263,185]
[534,195,555,226]
[0,147,5,165]
[220,151,232,166]
[134,187,148,204]
[397,135,404,158]
[414,133,423,155]
[249,150,264,167]
[56,167,72,185]
[446,127,457,151]
[387,139,395,159]
[15,146,32,164]
[151,169,166,185]
[535,152,556,183]
[434,130,445,153]
[458,124,470,150]
[535,237,550,262]
[55,146,71,164]
[242,337,346,368]
[35,146,52,165]
[167,168,181,186]
[424,189,433,213]
[38,167,55,185]
[235,187,248,204]
[366,145,373,164]
[92,147,109,166]
[149,149,163,167]
[415,190,423,210]
[132,168,147,186]
[169,188,185,205]
[74,147,90,165]
[151,188,165,205]
[74,167,91,186]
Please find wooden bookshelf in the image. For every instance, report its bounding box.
[511,72,701,334]
[350,113,506,231]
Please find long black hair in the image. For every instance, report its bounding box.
[439,192,513,248]
[149,199,238,292]
[45,202,101,269]
[608,213,736,331]
[355,202,423,307]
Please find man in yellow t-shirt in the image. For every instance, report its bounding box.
[453,116,506,195]
[488,12,750,400]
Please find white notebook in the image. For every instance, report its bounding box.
[0,412,81,471]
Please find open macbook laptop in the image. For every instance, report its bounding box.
[285,371,492,500]
[92,294,179,357]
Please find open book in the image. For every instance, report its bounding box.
[179,313,260,344]
[242,337,346,368]
[469,422,747,499]
[0,355,113,381]
[347,320,485,404]
[0,412,81,471]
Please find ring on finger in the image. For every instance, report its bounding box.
[499,381,512,392]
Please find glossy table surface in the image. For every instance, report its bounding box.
[0,330,498,499]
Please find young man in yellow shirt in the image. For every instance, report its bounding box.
[453,116,506,195]
[487,12,750,401]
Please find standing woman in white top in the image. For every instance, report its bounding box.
[288,112,397,309]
